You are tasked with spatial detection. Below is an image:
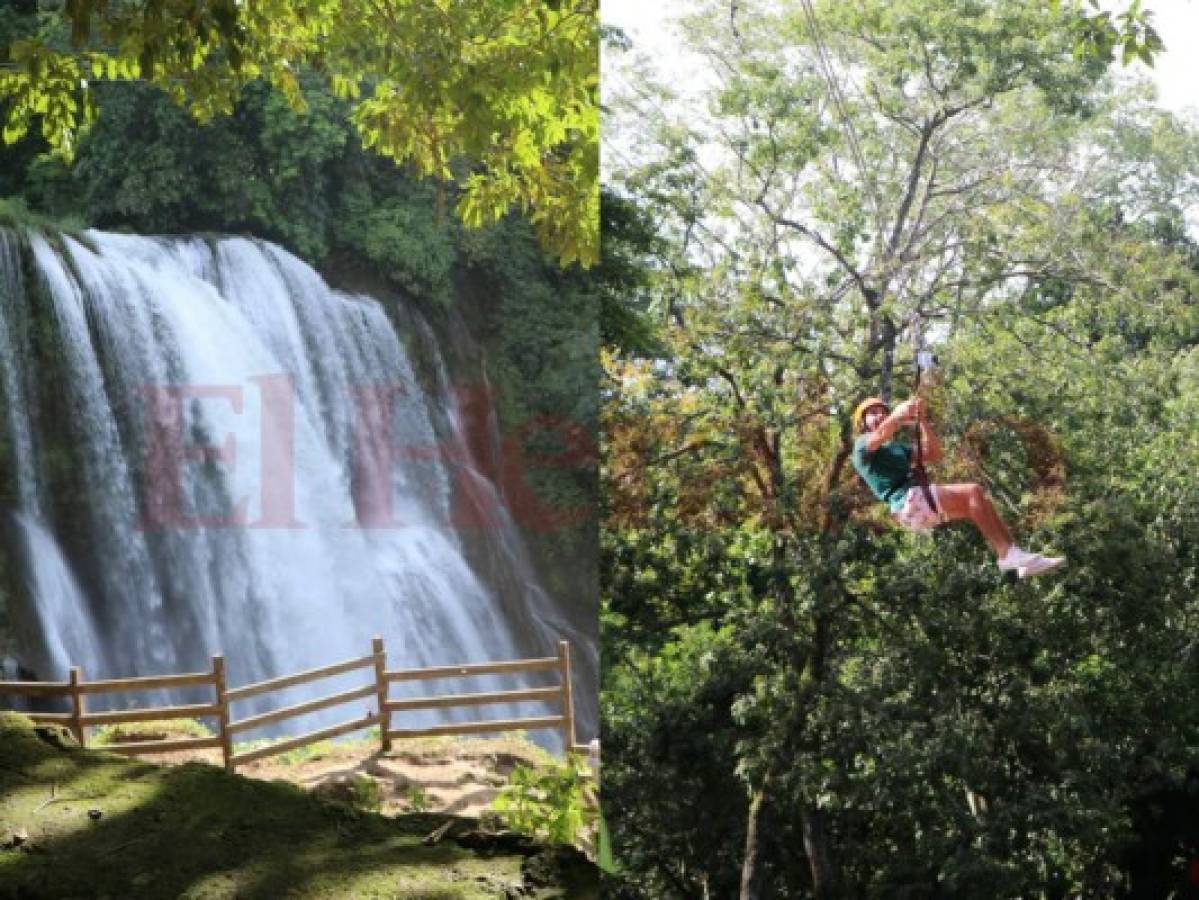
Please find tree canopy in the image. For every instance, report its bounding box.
[602,1,1199,897]
[0,0,599,266]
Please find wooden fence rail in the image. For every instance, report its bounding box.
[0,637,589,774]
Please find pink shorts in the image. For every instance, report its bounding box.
[892,485,946,533]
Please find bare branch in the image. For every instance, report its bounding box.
[886,119,936,257]
[766,207,873,301]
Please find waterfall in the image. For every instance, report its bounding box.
[12,512,103,680]
[0,229,589,742]
[0,231,40,516]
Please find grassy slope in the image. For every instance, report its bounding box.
[0,714,597,900]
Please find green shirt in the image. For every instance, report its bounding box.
[851,434,913,512]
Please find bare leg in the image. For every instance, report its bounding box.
[935,483,1014,558]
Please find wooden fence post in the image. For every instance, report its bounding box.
[213,655,234,772]
[68,666,85,747]
[373,636,391,752]
[588,738,601,777]
[557,640,575,753]
[583,738,602,813]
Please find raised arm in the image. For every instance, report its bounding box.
[864,399,919,452]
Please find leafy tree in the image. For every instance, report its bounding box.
[0,0,598,265]
[1065,0,1164,67]
[602,1,1199,897]
[596,190,661,355]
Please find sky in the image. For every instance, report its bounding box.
[1136,0,1199,113]
[602,0,1199,117]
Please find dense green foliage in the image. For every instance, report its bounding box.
[602,1,1199,897]
[0,0,598,265]
[490,757,598,848]
[3,59,460,301]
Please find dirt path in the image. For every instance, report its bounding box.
[104,733,556,818]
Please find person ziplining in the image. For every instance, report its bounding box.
[850,394,1065,579]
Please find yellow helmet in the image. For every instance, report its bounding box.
[852,397,888,432]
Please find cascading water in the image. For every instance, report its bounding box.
[12,513,103,680]
[0,228,593,743]
[0,231,40,516]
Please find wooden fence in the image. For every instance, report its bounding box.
[0,637,588,772]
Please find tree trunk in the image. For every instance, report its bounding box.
[739,780,770,900]
[878,314,897,403]
[801,803,836,898]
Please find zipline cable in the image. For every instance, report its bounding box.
[796,0,883,226]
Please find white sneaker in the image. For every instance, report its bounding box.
[1017,554,1065,579]
[997,547,1037,573]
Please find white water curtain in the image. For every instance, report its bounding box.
[0,231,586,741]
